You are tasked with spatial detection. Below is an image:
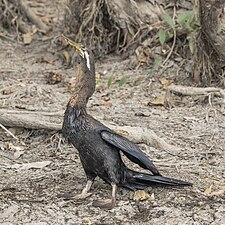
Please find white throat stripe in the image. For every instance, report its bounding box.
[84,50,91,70]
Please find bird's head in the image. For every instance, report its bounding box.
[62,35,96,103]
[62,35,94,73]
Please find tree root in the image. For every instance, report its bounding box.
[0,108,179,153]
[195,0,225,84]
[0,0,48,34]
[64,0,163,57]
[18,0,49,32]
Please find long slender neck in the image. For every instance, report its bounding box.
[68,89,88,116]
[68,50,95,116]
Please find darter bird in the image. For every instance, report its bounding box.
[62,35,192,209]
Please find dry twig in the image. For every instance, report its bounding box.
[166,84,225,105]
[0,123,19,140]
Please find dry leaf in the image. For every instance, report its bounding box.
[133,190,154,201]
[95,72,101,80]
[63,51,70,65]
[22,33,33,44]
[47,71,64,84]
[31,25,38,34]
[116,130,129,136]
[6,142,25,159]
[7,143,24,152]
[41,17,52,25]
[204,177,222,186]
[135,46,151,69]
[159,77,171,89]
[20,140,26,146]
[82,218,92,225]
[149,193,155,201]
[210,189,225,196]
[38,56,54,64]
[19,82,26,87]
[67,78,76,93]
[204,185,212,195]
[148,96,165,106]
[92,102,112,107]
[2,88,13,95]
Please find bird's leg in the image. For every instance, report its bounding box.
[60,180,93,200]
[92,183,117,209]
[73,180,93,200]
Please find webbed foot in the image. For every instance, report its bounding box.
[92,198,116,209]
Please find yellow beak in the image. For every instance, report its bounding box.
[61,34,83,56]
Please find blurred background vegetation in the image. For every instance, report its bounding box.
[1,0,225,86]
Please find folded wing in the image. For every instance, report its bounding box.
[101,130,161,175]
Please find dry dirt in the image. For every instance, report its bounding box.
[0,1,225,225]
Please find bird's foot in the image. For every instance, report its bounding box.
[92,198,116,209]
[59,192,92,200]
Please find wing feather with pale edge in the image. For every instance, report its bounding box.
[101,130,160,175]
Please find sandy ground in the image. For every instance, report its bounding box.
[0,1,225,225]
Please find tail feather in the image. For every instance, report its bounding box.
[133,173,192,186]
[122,168,192,189]
[121,181,149,191]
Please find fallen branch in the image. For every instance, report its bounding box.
[166,84,225,104]
[108,124,180,154]
[0,109,62,130]
[0,108,179,153]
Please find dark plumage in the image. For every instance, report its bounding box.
[62,36,192,209]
